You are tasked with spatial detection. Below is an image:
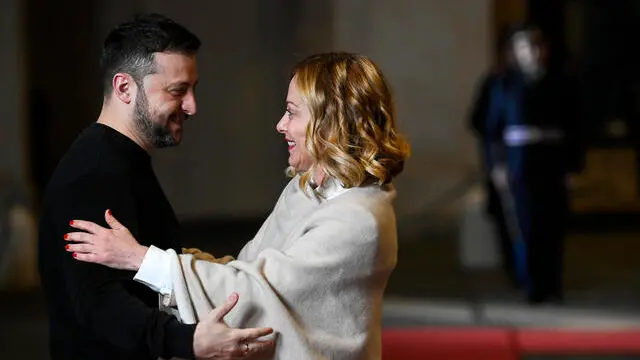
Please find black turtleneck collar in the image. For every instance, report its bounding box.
[90,122,151,165]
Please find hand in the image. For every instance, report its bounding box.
[490,165,509,189]
[64,209,148,271]
[194,292,275,359]
[183,247,235,264]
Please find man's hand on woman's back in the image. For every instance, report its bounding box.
[193,292,275,359]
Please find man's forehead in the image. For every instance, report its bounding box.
[150,52,198,82]
[153,52,196,69]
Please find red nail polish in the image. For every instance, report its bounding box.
[65,245,69,250]
[73,253,77,258]
[64,234,69,240]
[69,220,74,226]
[107,209,112,216]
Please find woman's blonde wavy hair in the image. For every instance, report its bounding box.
[290,52,410,191]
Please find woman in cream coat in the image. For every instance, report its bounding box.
[65,52,411,359]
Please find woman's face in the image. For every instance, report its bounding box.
[276,77,314,173]
[512,30,547,75]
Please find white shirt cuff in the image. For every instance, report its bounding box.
[133,245,173,296]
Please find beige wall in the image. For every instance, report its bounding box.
[136,1,493,227]
[117,1,298,218]
[2,0,492,225]
[332,0,491,224]
[0,0,491,287]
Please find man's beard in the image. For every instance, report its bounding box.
[133,89,178,148]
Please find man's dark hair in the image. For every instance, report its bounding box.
[100,13,201,97]
[505,21,545,44]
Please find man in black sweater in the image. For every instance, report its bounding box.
[37,14,273,360]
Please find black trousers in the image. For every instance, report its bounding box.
[511,176,568,302]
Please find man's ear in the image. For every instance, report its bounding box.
[112,73,135,104]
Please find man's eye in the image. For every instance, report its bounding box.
[170,88,187,96]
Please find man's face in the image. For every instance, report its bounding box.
[134,52,198,148]
[512,30,547,75]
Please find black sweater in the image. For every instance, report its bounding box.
[38,123,196,360]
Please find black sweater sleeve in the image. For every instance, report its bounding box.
[53,175,196,359]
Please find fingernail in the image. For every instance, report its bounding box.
[65,245,69,250]
[64,234,69,240]
[69,220,74,226]
[107,209,112,216]
[73,253,77,258]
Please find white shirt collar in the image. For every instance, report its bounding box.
[310,176,350,201]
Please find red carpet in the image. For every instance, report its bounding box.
[382,328,640,359]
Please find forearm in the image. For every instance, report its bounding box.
[134,246,238,298]
[128,244,149,271]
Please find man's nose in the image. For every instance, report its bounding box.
[183,91,197,116]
